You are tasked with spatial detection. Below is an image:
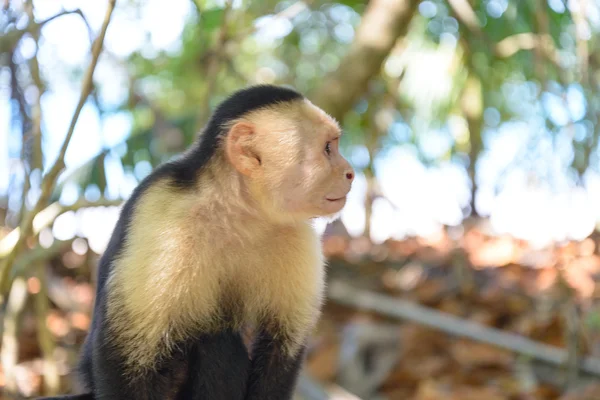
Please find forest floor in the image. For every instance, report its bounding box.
[304,219,600,400]
[4,218,600,399]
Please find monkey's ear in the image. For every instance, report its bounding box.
[225,122,261,176]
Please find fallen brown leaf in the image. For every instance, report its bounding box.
[559,383,600,400]
[449,340,514,369]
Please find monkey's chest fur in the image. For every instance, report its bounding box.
[104,189,325,370]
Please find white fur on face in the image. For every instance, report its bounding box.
[241,99,354,221]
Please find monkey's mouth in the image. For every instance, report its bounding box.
[326,196,346,202]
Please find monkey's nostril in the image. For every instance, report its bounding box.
[346,172,354,180]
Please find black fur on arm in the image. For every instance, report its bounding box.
[245,329,307,400]
[178,329,251,400]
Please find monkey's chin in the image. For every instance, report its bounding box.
[317,197,346,219]
[318,212,342,224]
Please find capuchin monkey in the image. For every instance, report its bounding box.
[39,85,354,400]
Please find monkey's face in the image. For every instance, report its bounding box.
[226,100,354,221]
[225,100,354,219]
[286,101,354,218]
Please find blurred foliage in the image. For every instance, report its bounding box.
[2,0,600,224]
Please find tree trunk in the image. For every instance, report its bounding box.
[460,74,483,217]
[363,162,375,240]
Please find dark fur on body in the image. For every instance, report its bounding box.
[39,86,311,400]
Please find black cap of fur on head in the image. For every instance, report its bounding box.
[165,84,305,188]
[206,84,304,135]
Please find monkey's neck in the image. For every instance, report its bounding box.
[199,156,303,229]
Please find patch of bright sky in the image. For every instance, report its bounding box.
[372,147,470,239]
[395,33,457,120]
[3,0,600,253]
[548,0,566,13]
[486,0,509,19]
[253,15,295,45]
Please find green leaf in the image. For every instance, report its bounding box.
[201,8,225,32]
[336,0,367,12]
[92,152,108,194]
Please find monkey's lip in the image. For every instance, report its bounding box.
[326,196,346,202]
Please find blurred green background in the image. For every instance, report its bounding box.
[2,0,600,399]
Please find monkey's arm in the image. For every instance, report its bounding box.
[178,329,250,400]
[89,318,190,400]
[245,329,306,400]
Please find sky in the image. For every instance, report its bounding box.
[2,0,600,254]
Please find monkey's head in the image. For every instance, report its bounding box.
[216,86,354,221]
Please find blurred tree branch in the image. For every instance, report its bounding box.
[34,262,60,396]
[3,4,94,221]
[7,49,30,140]
[191,0,203,18]
[532,0,551,82]
[448,0,561,68]
[0,198,123,259]
[0,0,117,300]
[8,49,33,225]
[574,70,600,178]
[0,276,28,397]
[460,72,483,217]
[362,98,381,240]
[328,280,600,377]
[238,1,310,38]
[197,1,312,120]
[311,0,419,121]
[12,239,75,280]
[494,32,560,66]
[447,0,483,34]
[0,9,88,54]
[449,0,562,217]
[295,373,361,400]
[24,0,45,173]
[454,7,484,217]
[570,0,590,82]
[199,0,233,126]
[572,3,598,178]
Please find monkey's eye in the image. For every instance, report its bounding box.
[325,142,332,156]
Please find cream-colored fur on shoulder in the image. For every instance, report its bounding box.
[106,162,325,374]
[105,100,352,374]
